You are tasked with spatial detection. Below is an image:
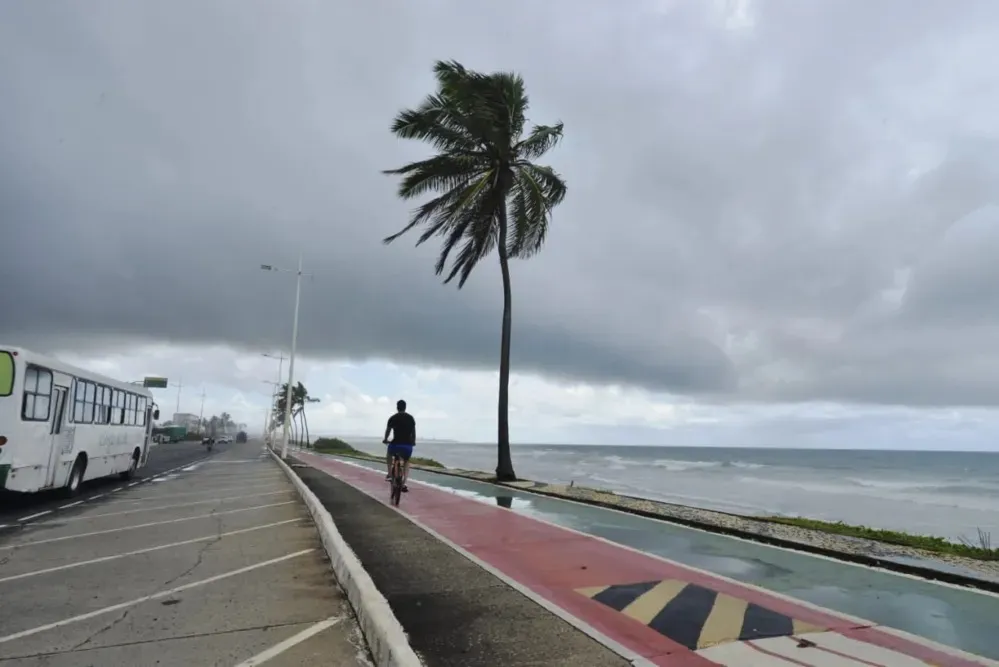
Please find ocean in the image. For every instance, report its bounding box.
[345,439,999,542]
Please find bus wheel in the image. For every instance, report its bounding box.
[64,457,86,497]
[120,449,140,480]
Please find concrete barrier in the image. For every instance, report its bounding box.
[269,450,423,667]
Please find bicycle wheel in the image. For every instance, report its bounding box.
[391,476,402,506]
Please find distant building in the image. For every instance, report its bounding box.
[172,413,200,431]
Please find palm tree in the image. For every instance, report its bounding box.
[383,60,568,481]
[219,412,233,434]
[273,382,314,446]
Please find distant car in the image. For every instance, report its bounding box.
[220,436,232,444]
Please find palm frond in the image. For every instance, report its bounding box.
[515,122,564,160]
[383,154,488,200]
[389,98,481,154]
[507,163,567,258]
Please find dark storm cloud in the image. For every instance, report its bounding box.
[3,0,999,406]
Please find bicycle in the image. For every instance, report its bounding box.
[388,451,405,507]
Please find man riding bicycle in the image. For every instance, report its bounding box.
[383,399,416,493]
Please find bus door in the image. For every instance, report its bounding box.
[141,404,153,466]
[46,386,69,487]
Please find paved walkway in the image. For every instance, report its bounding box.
[291,459,629,666]
[0,441,371,666]
[293,451,998,667]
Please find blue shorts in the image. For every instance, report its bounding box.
[387,444,414,462]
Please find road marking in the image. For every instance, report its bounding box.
[62,490,291,521]
[181,474,284,484]
[0,501,296,550]
[106,483,288,503]
[87,493,108,501]
[233,616,345,666]
[128,481,140,487]
[0,525,8,529]
[59,501,84,509]
[18,511,52,522]
[0,519,303,584]
[0,549,314,645]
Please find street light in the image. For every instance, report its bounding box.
[261,379,280,443]
[261,353,285,444]
[260,256,311,459]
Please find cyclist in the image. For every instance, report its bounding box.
[382,399,416,493]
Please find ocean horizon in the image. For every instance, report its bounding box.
[336,437,999,542]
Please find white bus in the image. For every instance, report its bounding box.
[0,346,160,496]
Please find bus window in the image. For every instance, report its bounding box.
[22,366,52,421]
[0,352,12,397]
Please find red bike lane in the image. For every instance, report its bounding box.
[295,451,994,667]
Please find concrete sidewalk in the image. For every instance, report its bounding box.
[0,441,372,666]
[289,457,631,667]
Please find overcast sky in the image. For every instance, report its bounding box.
[4,0,999,449]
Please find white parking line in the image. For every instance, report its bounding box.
[110,483,288,503]
[0,549,314,644]
[233,616,345,666]
[170,470,282,480]
[59,501,84,510]
[18,511,52,522]
[61,491,291,522]
[0,519,303,584]
[0,501,296,550]
[181,474,284,484]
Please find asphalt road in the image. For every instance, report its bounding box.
[0,441,216,529]
[0,440,372,666]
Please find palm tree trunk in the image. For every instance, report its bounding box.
[303,408,311,448]
[495,203,517,482]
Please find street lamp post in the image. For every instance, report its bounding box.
[261,379,280,445]
[261,352,285,443]
[260,255,309,459]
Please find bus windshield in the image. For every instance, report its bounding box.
[0,351,13,396]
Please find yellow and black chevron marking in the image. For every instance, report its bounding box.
[577,580,826,650]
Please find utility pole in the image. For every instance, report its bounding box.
[198,388,206,435]
[281,254,303,459]
[175,377,183,417]
[260,255,310,460]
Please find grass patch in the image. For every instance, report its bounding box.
[312,437,358,454]
[311,437,444,468]
[761,516,998,561]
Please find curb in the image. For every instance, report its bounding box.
[268,449,423,667]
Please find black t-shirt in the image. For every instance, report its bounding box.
[387,412,416,445]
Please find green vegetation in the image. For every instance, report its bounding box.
[311,437,444,469]
[312,437,356,453]
[762,516,998,561]
[382,60,568,482]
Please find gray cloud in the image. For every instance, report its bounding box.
[4,0,999,406]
